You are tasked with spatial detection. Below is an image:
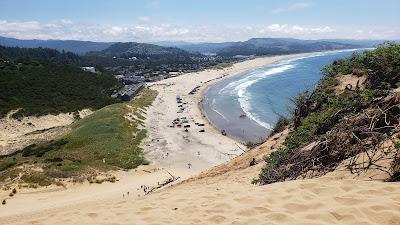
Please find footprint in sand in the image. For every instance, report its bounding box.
[139,206,154,211]
[207,215,226,223]
[334,196,365,205]
[283,203,310,212]
[237,208,258,217]
[264,212,292,222]
[87,212,98,218]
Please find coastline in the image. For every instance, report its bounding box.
[1,50,399,224]
[0,54,303,220]
[200,49,365,145]
[141,53,317,177]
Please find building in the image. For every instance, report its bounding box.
[112,83,145,101]
[80,67,96,73]
[117,76,145,85]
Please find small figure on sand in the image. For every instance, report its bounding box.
[221,129,227,136]
[187,162,192,169]
[249,158,256,166]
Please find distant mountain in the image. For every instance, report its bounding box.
[216,38,362,57]
[154,41,237,54]
[88,42,195,61]
[0,36,113,55]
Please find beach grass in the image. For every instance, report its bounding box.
[0,88,158,187]
[211,62,233,70]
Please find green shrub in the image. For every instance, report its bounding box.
[21,140,68,157]
[271,116,290,135]
[21,173,53,186]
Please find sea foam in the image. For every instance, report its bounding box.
[228,49,363,129]
[234,64,294,130]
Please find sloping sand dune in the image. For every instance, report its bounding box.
[0,109,93,155]
[2,131,399,225]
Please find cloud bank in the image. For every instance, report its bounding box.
[0,19,398,42]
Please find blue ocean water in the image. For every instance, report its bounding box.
[202,50,361,144]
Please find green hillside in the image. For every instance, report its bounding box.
[217,38,360,57]
[0,89,157,187]
[0,46,121,118]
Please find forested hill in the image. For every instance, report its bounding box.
[0,45,81,65]
[0,36,113,55]
[217,38,360,56]
[0,46,121,118]
[87,42,195,61]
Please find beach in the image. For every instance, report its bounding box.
[141,54,301,175]
[202,49,360,144]
[1,54,399,225]
[0,55,298,220]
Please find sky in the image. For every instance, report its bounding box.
[0,0,399,42]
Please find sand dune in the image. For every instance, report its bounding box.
[1,55,399,224]
[2,150,399,225]
[0,109,93,155]
[2,128,399,225]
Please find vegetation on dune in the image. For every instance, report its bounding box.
[0,89,157,187]
[256,43,400,184]
[0,53,121,118]
[210,62,233,70]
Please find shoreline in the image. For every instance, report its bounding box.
[141,53,318,176]
[0,54,296,219]
[199,48,365,145]
[0,51,356,219]
[197,53,313,145]
[1,49,398,224]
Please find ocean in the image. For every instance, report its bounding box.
[202,49,362,144]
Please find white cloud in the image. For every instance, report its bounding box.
[103,26,129,36]
[311,26,334,33]
[264,24,334,36]
[267,24,288,32]
[0,20,397,42]
[0,20,42,32]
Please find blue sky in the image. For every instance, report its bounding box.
[0,0,399,42]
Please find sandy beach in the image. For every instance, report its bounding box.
[141,55,299,175]
[1,129,399,225]
[1,54,399,224]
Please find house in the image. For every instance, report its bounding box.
[168,71,180,77]
[80,67,96,73]
[119,76,145,85]
[113,83,145,101]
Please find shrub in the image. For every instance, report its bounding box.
[271,116,290,135]
[22,140,68,157]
